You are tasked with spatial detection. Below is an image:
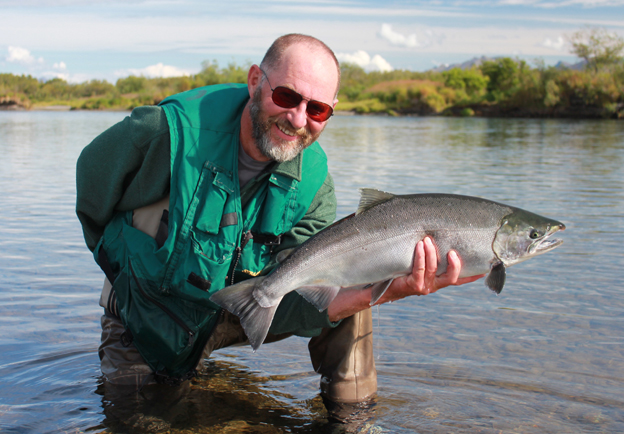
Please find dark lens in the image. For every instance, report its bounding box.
[272,87,302,108]
[307,101,333,122]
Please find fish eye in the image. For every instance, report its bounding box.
[529,229,542,239]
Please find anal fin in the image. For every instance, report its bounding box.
[296,285,341,312]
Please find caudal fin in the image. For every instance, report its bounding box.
[209,277,280,351]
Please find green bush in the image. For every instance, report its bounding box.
[116,76,146,94]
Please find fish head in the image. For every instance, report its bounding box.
[493,208,565,267]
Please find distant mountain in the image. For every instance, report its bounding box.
[430,56,496,72]
[430,56,586,72]
[553,60,586,70]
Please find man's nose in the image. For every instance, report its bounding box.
[286,101,308,130]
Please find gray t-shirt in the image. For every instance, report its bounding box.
[238,144,272,188]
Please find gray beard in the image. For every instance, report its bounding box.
[249,85,317,163]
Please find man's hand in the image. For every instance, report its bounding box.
[375,237,485,305]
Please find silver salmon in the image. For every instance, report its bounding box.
[210,189,565,350]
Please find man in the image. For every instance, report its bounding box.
[76,34,481,407]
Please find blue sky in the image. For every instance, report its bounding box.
[1,0,623,83]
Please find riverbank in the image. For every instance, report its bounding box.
[3,57,624,119]
[3,99,622,120]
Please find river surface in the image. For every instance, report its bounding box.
[0,111,622,433]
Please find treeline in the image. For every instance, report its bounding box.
[0,60,250,110]
[337,59,624,118]
[1,28,623,118]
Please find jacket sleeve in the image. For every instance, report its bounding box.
[267,171,342,337]
[75,106,171,251]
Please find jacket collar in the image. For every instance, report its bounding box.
[270,148,304,182]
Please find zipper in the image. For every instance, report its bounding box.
[128,259,195,346]
[229,230,254,285]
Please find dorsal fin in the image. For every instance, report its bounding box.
[357,188,395,215]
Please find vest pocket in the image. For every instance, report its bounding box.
[189,166,238,266]
[117,257,214,372]
[195,171,234,235]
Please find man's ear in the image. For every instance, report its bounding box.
[247,64,262,97]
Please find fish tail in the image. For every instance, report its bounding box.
[209,276,279,351]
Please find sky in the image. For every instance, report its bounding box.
[1,0,624,84]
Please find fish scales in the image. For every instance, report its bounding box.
[256,194,512,307]
[210,189,565,351]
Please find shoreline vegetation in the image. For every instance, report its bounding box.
[2,28,623,120]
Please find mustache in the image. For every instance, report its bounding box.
[269,116,310,138]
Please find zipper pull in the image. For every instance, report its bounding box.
[240,230,253,249]
[229,231,254,285]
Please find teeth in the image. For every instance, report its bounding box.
[277,123,296,136]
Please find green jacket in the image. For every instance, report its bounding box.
[76,84,338,379]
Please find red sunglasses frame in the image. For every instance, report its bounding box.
[259,68,334,122]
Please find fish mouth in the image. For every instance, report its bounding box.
[529,223,565,255]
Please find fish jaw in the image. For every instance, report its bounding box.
[528,223,565,257]
[493,209,565,268]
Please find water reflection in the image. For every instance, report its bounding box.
[1,112,623,433]
[98,358,375,433]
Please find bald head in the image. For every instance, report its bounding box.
[260,34,341,97]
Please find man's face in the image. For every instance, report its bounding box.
[248,45,338,163]
[249,81,320,163]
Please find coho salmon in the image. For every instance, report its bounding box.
[210,189,565,350]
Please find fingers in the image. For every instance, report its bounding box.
[421,237,438,295]
[410,238,427,295]
[413,238,475,295]
[434,250,461,289]
[408,237,438,296]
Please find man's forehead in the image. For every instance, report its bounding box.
[275,45,338,96]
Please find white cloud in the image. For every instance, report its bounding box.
[53,61,67,70]
[369,54,393,72]
[379,24,418,48]
[541,36,565,50]
[336,50,393,72]
[6,46,43,65]
[40,71,70,81]
[336,50,371,67]
[118,63,196,78]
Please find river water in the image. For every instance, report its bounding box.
[0,111,622,433]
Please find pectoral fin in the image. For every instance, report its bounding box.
[296,286,341,312]
[485,261,506,294]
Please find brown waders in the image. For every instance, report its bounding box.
[98,198,377,405]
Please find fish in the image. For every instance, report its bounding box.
[210,189,566,350]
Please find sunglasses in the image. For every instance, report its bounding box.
[259,68,334,122]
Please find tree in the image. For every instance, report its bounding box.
[116,75,146,94]
[441,67,488,97]
[569,27,624,72]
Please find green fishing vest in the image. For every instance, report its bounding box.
[94,84,328,381]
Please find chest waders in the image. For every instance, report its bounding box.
[93,84,328,382]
